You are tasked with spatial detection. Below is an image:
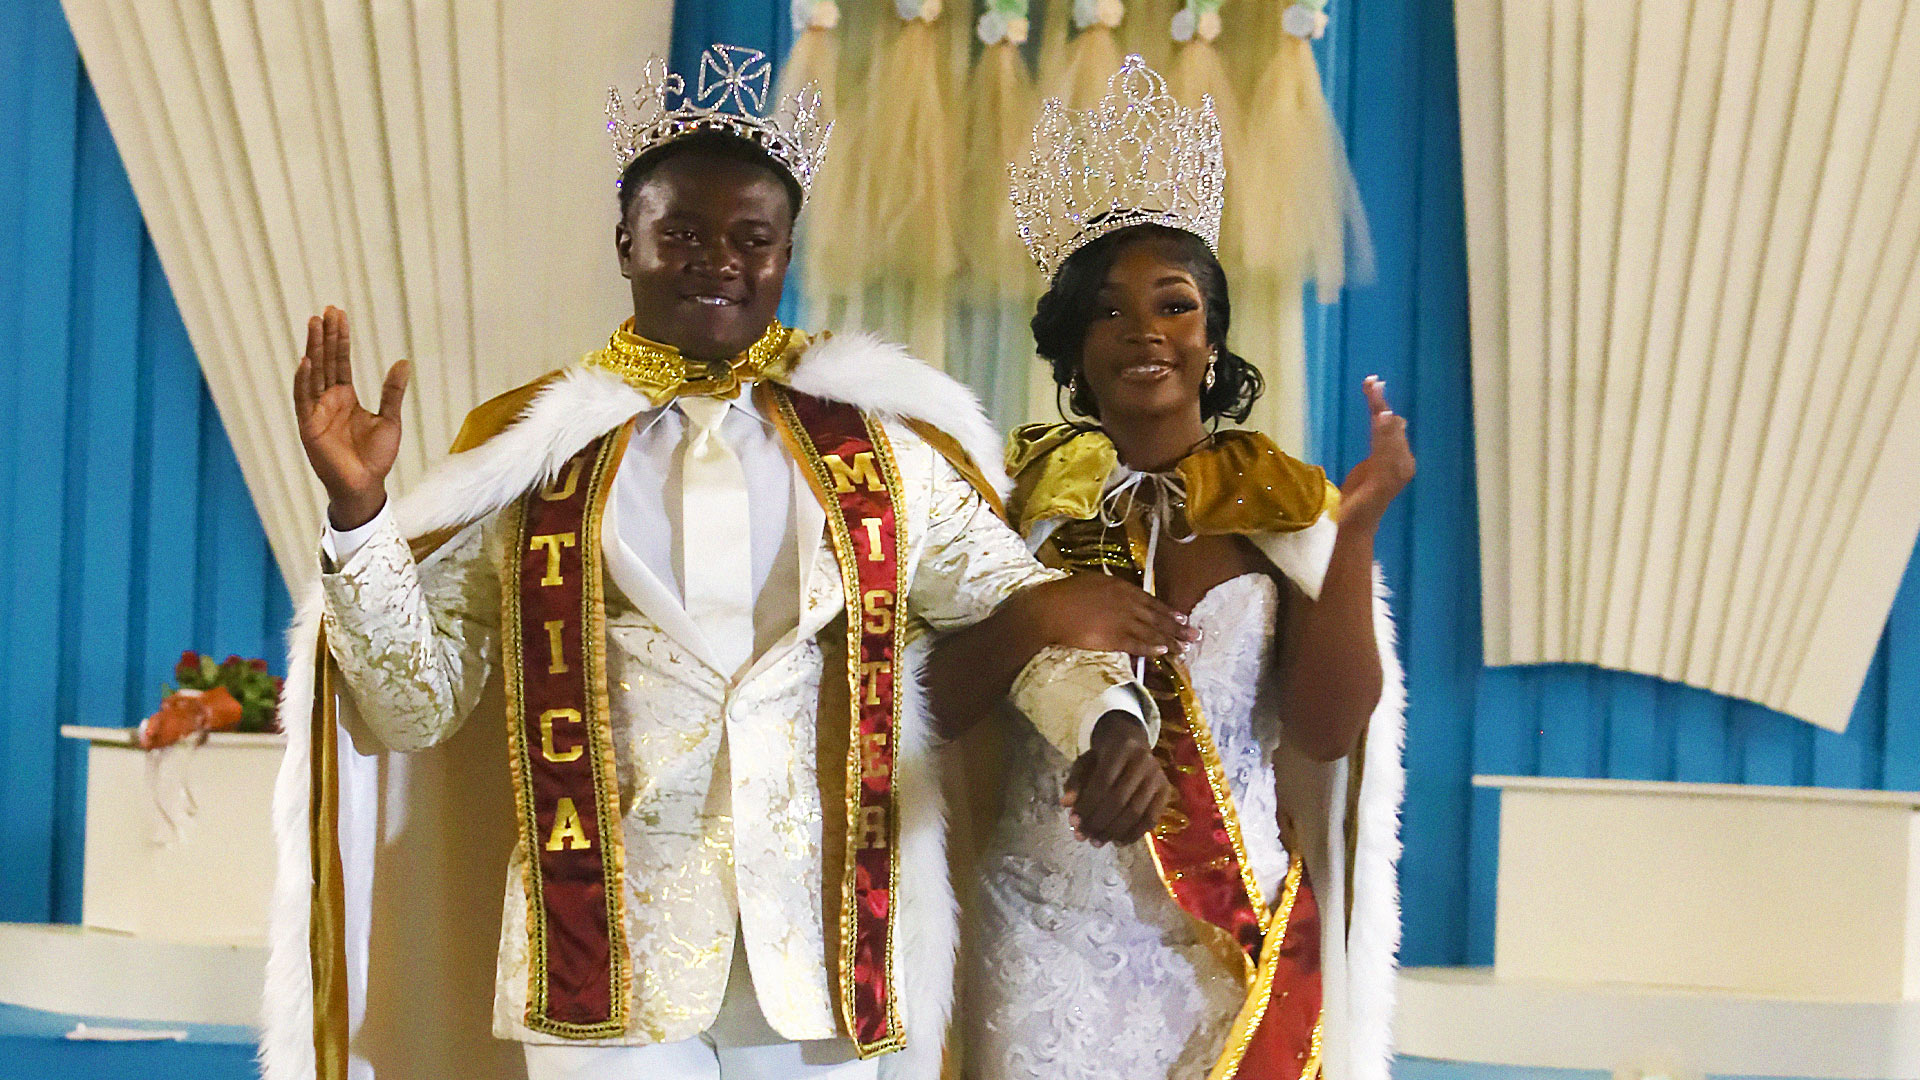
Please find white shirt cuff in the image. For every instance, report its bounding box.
[321,503,392,568]
[1084,682,1156,755]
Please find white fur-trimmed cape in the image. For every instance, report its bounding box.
[263,332,1005,1080]
[1256,530,1406,1080]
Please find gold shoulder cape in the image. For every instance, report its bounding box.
[1005,423,1340,538]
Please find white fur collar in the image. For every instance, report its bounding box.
[390,332,1009,542]
[786,332,1010,499]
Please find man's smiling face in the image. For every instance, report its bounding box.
[616,148,795,363]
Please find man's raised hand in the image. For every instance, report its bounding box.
[292,306,410,530]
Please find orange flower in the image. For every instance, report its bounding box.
[138,686,245,750]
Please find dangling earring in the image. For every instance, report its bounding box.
[1203,351,1218,392]
[1068,368,1083,401]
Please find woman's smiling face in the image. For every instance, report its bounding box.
[1076,237,1213,425]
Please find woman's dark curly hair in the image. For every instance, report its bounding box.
[1031,223,1263,424]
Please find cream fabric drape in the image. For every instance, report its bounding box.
[60,0,672,585]
[1456,0,1920,731]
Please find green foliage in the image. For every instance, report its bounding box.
[169,651,284,733]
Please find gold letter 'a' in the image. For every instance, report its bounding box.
[546,797,592,851]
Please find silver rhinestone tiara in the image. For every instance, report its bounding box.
[607,44,832,202]
[1010,55,1225,279]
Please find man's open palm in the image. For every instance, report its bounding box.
[292,306,409,527]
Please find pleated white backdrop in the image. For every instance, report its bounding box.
[1457,0,1920,731]
[59,0,674,585]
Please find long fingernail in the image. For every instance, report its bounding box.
[1152,645,1169,655]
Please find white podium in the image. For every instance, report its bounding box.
[60,725,284,945]
[1390,776,1920,1080]
[1477,774,1920,1001]
[0,726,281,1028]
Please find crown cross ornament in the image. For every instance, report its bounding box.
[607,44,832,202]
[698,43,772,113]
[1010,55,1225,278]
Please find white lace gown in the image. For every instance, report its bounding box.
[967,573,1290,1080]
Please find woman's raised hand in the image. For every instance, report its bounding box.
[1336,376,1415,532]
[292,306,410,530]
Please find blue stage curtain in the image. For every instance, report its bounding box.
[0,0,293,924]
[670,0,793,78]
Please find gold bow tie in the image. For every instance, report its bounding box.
[586,318,797,405]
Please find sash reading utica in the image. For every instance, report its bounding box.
[1049,517,1326,1080]
[504,432,632,1036]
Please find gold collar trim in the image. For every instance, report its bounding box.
[1004,423,1337,538]
[586,318,800,405]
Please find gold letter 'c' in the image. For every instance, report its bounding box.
[539,707,583,763]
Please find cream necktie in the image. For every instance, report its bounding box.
[678,397,755,675]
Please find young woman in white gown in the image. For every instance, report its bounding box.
[929,58,1413,1080]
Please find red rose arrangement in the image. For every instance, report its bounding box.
[138,652,284,750]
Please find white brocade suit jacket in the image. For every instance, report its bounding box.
[261,332,1150,1080]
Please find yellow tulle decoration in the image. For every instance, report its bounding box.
[1056,24,1124,105]
[1125,0,1182,56]
[960,42,1041,296]
[777,26,855,301]
[1237,31,1370,300]
[1037,0,1073,90]
[855,19,958,282]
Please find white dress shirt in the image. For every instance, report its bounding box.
[327,390,801,665]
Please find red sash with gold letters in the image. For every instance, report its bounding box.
[503,432,632,1038]
[769,386,909,1058]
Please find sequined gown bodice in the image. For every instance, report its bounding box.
[967,572,1288,1079]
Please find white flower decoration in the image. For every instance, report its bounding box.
[1170,6,1196,41]
[977,9,1008,42]
[897,0,941,21]
[813,0,842,28]
[1076,0,1123,28]
[1282,3,1329,38]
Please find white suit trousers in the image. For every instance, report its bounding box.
[522,928,878,1080]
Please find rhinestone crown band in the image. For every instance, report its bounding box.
[607,44,832,202]
[1010,55,1225,278]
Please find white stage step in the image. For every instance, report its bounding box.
[0,924,263,1028]
[1398,966,1920,1080]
